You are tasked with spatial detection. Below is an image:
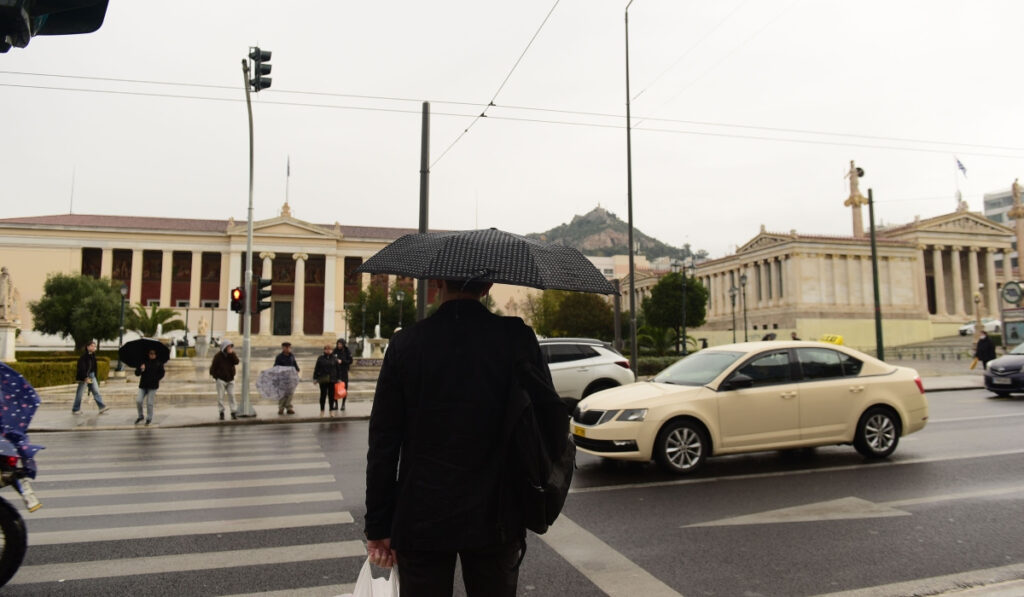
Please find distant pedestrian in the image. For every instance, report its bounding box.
[274,342,299,415]
[72,340,109,415]
[791,332,801,341]
[332,338,353,411]
[976,332,997,370]
[209,340,239,420]
[134,349,165,425]
[313,345,339,418]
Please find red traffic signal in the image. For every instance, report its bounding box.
[230,287,244,313]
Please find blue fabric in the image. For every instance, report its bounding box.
[0,363,43,478]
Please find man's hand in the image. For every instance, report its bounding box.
[140,364,146,372]
[366,538,396,568]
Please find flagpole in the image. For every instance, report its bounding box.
[285,156,290,208]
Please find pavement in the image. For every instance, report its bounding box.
[26,358,989,433]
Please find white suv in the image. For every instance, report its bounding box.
[538,338,636,410]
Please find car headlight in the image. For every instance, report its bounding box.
[597,410,620,424]
[616,408,647,422]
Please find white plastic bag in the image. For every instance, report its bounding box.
[338,558,399,597]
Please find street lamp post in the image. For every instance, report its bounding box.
[396,290,406,329]
[117,284,127,371]
[671,260,681,354]
[361,302,367,339]
[624,0,639,376]
[728,286,738,344]
[739,273,748,342]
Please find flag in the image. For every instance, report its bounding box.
[956,157,967,177]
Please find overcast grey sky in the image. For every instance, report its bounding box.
[1,1,1021,258]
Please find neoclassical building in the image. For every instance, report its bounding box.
[693,167,1017,349]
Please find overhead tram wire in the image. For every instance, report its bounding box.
[429,0,561,169]
[2,83,1023,160]
[4,70,1024,154]
[631,0,751,101]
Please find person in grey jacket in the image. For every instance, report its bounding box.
[73,340,109,415]
[135,349,165,425]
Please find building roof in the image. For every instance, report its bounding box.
[0,213,421,241]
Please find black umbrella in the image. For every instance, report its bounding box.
[354,228,616,294]
[118,338,171,368]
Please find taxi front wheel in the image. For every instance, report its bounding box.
[655,420,708,474]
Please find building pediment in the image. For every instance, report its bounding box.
[736,233,791,254]
[227,215,342,240]
[884,212,1013,239]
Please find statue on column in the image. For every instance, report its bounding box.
[0,267,21,323]
[843,161,867,206]
[1014,178,1021,204]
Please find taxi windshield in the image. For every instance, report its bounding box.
[652,351,744,386]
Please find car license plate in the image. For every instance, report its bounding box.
[573,425,586,437]
[993,377,1012,385]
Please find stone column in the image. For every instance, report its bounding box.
[292,253,308,336]
[932,246,947,316]
[846,255,858,306]
[338,255,348,337]
[129,249,143,306]
[758,262,768,308]
[101,249,113,279]
[833,255,846,306]
[159,250,173,308]
[259,252,275,335]
[915,245,928,311]
[950,246,965,316]
[817,254,828,304]
[967,247,981,316]
[985,248,999,316]
[324,254,337,334]
[225,251,241,333]
[860,254,872,310]
[189,251,202,308]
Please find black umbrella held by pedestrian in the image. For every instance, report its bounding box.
[118,338,170,369]
[354,228,616,294]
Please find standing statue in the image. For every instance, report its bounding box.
[0,267,20,323]
[1013,178,1021,205]
[197,317,209,336]
[843,160,867,206]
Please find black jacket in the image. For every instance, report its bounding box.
[76,352,97,382]
[364,299,554,551]
[274,353,300,372]
[135,359,165,390]
[313,354,339,384]
[332,346,353,381]
[976,336,997,362]
[209,349,240,382]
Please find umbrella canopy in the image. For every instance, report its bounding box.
[118,338,171,368]
[0,363,44,478]
[256,366,300,401]
[354,228,616,294]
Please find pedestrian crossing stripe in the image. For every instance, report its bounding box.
[30,511,355,545]
[38,441,322,462]
[41,460,331,482]
[42,451,326,472]
[25,490,343,519]
[32,474,338,498]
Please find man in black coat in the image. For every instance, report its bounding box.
[274,342,300,415]
[364,279,557,596]
[134,349,165,425]
[73,340,109,415]
[976,331,997,370]
[332,339,353,411]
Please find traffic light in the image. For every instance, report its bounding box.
[256,277,272,312]
[248,46,272,92]
[1,0,110,53]
[230,287,244,313]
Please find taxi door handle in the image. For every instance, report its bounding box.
[780,391,797,400]
[849,385,865,393]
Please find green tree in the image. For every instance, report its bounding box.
[29,274,122,350]
[642,272,708,354]
[551,292,614,340]
[124,304,186,337]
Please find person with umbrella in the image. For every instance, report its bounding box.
[273,342,299,415]
[362,229,609,596]
[134,348,165,425]
[72,340,109,416]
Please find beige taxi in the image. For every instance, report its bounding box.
[571,341,928,474]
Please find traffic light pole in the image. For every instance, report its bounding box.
[238,58,257,418]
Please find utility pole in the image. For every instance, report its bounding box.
[238,47,272,418]
[868,188,884,360]
[624,0,638,375]
[417,102,430,321]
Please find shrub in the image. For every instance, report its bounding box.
[637,356,681,377]
[7,359,109,388]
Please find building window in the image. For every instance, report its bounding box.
[201,300,219,308]
[175,300,190,307]
[146,299,160,307]
[81,248,102,278]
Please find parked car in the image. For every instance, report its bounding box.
[959,318,1001,336]
[571,341,928,474]
[983,342,1024,397]
[539,338,635,411]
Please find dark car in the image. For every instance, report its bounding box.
[984,343,1024,397]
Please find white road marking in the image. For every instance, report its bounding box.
[43,451,325,472]
[29,511,354,545]
[39,442,321,463]
[687,497,910,527]
[571,448,1024,494]
[687,485,1024,527]
[540,515,684,597]
[10,540,366,584]
[33,474,338,498]
[812,562,1024,597]
[225,584,355,597]
[928,412,1024,423]
[27,490,342,519]
[41,460,331,482]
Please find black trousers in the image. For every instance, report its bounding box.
[318,383,337,411]
[395,541,520,597]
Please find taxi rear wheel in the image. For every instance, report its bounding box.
[654,420,708,474]
[854,407,900,459]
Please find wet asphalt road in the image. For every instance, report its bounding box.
[4,388,1023,596]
